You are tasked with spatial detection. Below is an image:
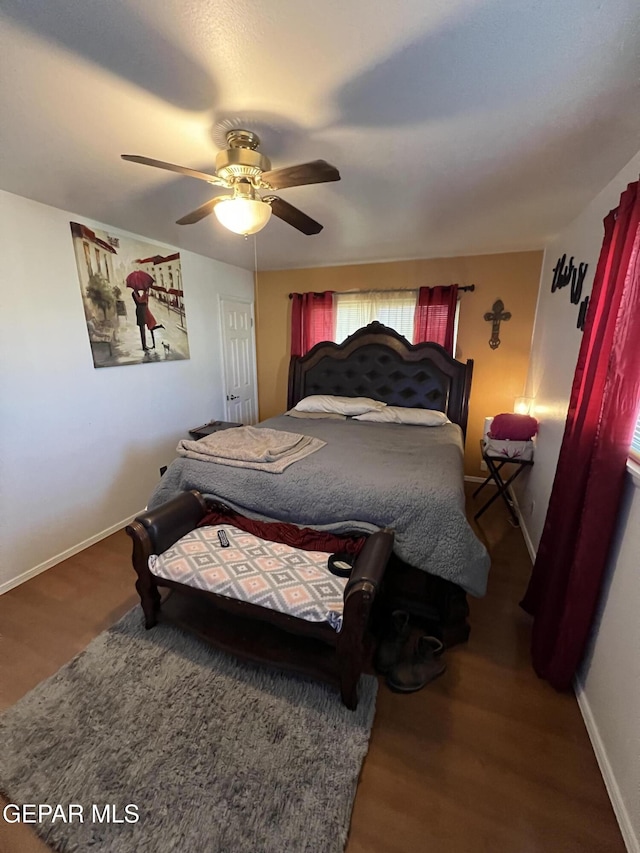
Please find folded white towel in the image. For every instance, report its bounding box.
[176,426,326,473]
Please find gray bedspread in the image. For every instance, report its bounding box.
[149,416,490,596]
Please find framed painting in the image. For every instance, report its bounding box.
[70,221,190,368]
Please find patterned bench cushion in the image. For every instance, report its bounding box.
[149,525,347,631]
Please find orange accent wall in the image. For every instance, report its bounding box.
[255,251,543,476]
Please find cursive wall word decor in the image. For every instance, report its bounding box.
[484,299,511,349]
[577,295,590,331]
[550,253,590,331]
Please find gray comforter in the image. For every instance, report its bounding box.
[149,416,490,596]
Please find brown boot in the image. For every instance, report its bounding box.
[386,636,446,693]
[374,610,411,674]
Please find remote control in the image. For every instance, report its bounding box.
[217,529,230,548]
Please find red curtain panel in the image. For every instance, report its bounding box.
[290,291,335,356]
[412,285,458,353]
[521,180,640,690]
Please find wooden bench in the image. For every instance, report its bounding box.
[126,490,394,709]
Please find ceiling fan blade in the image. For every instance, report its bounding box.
[121,155,223,185]
[264,196,323,235]
[176,196,226,225]
[261,160,340,190]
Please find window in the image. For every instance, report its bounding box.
[335,290,418,343]
[83,242,92,274]
[291,286,460,357]
[631,410,640,464]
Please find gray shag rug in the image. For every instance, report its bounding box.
[0,608,377,853]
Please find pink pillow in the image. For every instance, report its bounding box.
[489,413,538,441]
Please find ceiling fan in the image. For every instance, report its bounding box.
[121,129,340,236]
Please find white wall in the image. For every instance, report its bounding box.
[0,190,254,593]
[578,475,640,853]
[516,151,640,852]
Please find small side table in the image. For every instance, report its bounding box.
[188,421,242,440]
[473,441,533,526]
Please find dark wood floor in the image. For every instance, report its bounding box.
[0,487,625,853]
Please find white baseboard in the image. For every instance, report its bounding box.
[464,475,495,484]
[504,486,537,564]
[518,516,537,564]
[512,500,536,563]
[575,680,639,853]
[0,511,142,596]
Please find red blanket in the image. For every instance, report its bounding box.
[197,505,367,556]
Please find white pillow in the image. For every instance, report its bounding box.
[286,409,347,420]
[294,395,387,416]
[354,406,450,426]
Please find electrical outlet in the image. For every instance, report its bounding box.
[480,460,488,472]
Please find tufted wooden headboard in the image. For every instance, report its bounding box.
[287,322,473,440]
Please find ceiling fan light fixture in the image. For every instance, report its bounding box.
[122,130,340,235]
[214,197,272,235]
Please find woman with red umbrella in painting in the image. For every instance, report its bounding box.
[126,271,164,351]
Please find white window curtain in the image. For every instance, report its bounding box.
[334,290,418,343]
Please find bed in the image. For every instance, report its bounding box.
[148,322,490,645]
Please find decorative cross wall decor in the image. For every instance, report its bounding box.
[484,299,511,349]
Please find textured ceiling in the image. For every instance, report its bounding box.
[1,0,639,271]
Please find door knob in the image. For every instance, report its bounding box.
[227,394,239,400]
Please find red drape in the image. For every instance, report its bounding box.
[290,291,335,357]
[412,285,458,353]
[521,180,640,690]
